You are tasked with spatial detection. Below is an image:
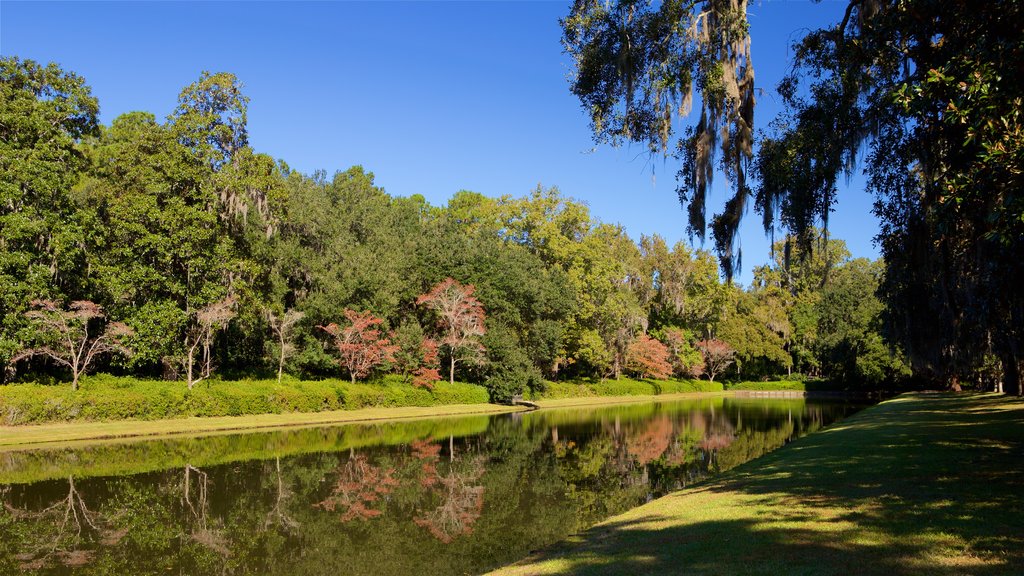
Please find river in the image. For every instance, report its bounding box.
[0,395,868,575]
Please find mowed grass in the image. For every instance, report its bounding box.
[0,403,524,451]
[489,393,1024,576]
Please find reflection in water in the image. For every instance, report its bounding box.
[0,397,866,575]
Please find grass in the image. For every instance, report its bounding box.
[488,392,1024,576]
[0,402,523,451]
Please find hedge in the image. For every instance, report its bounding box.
[528,378,724,400]
[0,374,490,425]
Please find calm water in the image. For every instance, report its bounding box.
[0,396,867,575]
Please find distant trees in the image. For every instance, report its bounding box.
[11,300,133,390]
[0,57,918,392]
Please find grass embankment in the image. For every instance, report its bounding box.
[490,393,1024,576]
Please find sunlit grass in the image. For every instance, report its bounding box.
[489,393,1024,576]
[0,403,524,450]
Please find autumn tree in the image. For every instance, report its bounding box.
[417,279,486,384]
[266,307,304,384]
[321,309,397,383]
[625,334,673,380]
[11,300,132,390]
[695,339,735,382]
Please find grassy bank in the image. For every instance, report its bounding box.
[489,393,1024,576]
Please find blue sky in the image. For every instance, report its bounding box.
[1,0,878,285]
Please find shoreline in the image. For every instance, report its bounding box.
[487,392,1024,575]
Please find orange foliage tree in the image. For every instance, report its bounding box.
[417,278,486,384]
[625,334,673,379]
[321,309,398,383]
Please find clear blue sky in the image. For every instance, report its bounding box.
[1,0,878,285]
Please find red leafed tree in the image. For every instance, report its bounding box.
[624,334,673,379]
[411,338,442,390]
[694,339,736,382]
[315,453,399,522]
[11,300,133,390]
[417,279,486,384]
[321,310,398,383]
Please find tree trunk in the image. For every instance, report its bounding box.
[450,355,455,385]
[1004,357,1022,396]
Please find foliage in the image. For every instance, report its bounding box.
[10,300,133,390]
[561,0,755,276]
[625,335,673,380]
[0,375,490,425]
[694,339,735,382]
[320,310,398,383]
[417,279,487,384]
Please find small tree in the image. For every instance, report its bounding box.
[321,309,397,383]
[695,339,736,382]
[266,307,304,384]
[182,296,237,390]
[11,300,133,390]
[654,327,704,377]
[625,334,673,380]
[412,338,442,390]
[417,278,486,384]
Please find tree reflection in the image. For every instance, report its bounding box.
[3,475,122,570]
[183,464,231,558]
[413,440,486,543]
[315,451,399,521]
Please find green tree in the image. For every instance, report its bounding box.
[0,58,99,373]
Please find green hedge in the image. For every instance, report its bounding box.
[0,375,490,425]
[725,380,809,391]
[529,378,724,400]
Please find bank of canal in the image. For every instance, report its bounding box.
[490,393,1024,576]
[0,395,868,575]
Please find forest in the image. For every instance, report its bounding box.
[1,58,908,403]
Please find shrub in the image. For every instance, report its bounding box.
[0,375,491,425]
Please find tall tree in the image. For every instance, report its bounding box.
[0,58,99,373]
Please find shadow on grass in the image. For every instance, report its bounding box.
[503,393,1024,575]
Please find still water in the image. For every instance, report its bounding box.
[0,396,867,575]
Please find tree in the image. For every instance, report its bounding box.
[561,1,755,277]
[417,279,486,384]
[754,2,1024,393]
[625,334,673,380]
[391,320,442,389]
[320,309,397,383]
[652,326,704,378]
[266,307,304,384]
[0,58,99,373]
[182,296,237,389]
[11,300,132,390]
[695,339,735,382]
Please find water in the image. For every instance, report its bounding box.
[0,396,867,575]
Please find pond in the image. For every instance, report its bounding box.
[0,396,868,575]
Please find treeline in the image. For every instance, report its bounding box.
[0,58,906,400]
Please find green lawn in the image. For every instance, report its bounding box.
[489,393,1024,576]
